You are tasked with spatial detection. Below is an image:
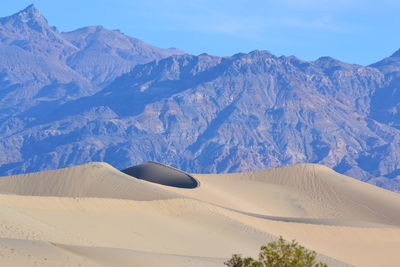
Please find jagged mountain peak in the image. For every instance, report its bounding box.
[1,4,55,33]
[62,25,143,48]
[16,4,41,17]
[62,25,184,55]
[61,24,184,86]
[0,5,184,112]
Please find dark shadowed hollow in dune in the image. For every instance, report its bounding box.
[122,162,199,188]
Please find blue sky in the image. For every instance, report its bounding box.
[2,0,400,65]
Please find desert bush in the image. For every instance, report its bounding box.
[224,236,327,267]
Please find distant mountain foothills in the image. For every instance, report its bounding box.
[1,5,400,192]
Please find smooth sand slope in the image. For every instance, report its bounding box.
[0,162,399,266]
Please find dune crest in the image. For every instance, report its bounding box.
[0,162,399,266]
[0,162,178,200]
[176,164,400,226]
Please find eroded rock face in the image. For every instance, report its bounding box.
[0,5,183,118]
[1,6,400,192]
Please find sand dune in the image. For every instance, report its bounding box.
[0,162,178,200]
[0,162,399,266]
[166,164,400,226]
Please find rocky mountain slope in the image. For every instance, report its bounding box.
[0,6,399,192]
[0,5,182,117]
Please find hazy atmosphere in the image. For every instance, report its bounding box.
[2,0,400,64]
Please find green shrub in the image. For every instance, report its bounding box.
[224,236,327,267]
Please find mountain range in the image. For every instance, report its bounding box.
[1,5,400,192]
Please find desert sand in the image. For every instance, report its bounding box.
[0,162,399,266]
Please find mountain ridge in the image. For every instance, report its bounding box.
[0,4,184,117]
[0,6,400,192]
